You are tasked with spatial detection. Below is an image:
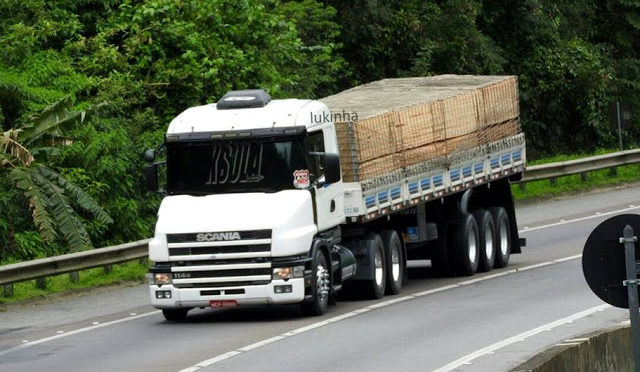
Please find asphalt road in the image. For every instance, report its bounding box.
[1,184,638,372]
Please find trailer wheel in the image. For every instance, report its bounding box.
[363,233,386,299]
[380,230,404,295]
[490,206,511,268]
[162,308,189,322]
[301,249,330,316]
[473,209,496,272]
[453,213,480,276]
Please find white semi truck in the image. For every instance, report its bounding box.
[144,75,526,321]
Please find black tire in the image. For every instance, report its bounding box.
[380,230,404,295]
[162,308,189,322]
[301,249,330,316]
[453,213,480,276]
[490,206,511,268]
[473,209,496,272]
[430,222,454,276]
[362,233,386,299]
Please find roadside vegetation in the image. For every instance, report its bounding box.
[1,1,639,272]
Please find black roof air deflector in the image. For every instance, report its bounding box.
[217,89,271,110]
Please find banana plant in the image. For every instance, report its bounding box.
[1,96,113,252]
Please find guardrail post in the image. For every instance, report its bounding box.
[104,265,112,274]
[610,166,618,177]
[580,172,589,182]
[36,277,47,290]
[550,177,557,186]
[139,257,148,266]
[518,182,527,191]
[69,271,79,283]
[3,284,13,297]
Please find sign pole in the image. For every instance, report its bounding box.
[621,224,640,372]
[617,101,624,151]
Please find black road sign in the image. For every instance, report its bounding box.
[583,214,640,308]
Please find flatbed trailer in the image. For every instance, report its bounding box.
[144,75,527,321]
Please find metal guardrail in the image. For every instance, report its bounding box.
[2,149,640,294]
[517,149,640,183]
[0,239,149,287]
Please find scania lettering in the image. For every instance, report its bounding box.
[144,77,527,321]
[196,232,242,242]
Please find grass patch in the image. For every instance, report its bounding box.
[513,154,640,201]
[0,260,149,305]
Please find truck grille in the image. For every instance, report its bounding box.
[166,230,272,288]
[168,244,270,256]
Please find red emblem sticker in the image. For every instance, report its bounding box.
[293,169,310,189]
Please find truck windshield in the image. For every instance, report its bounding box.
[166,137,311,195]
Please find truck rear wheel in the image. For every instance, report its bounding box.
[380,230,404,295]
[162,308,189,322]
[473,209,496,272]
[453,213,480,276]
[301,249,330,316]
[490,206,511,268]
[363,233,386,299]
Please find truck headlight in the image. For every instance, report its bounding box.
[154,273,172,286]
[273,266,305,280]
[273,267,292,280]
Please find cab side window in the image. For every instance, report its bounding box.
[304,131,325,180]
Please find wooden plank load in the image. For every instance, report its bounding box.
[321,75,520,182]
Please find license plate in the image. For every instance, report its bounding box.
[210,300,237,309]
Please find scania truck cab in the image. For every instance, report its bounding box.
[145,89,355,320]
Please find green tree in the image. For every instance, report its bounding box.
[0,95,112,254]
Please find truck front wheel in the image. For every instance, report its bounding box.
[162,308,189,322]
[301,249,330,316]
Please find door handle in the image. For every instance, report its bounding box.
[330,199,336,212]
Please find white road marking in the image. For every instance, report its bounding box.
[431,304,610,372]
[0,311,160,357]
[517,205,640,233]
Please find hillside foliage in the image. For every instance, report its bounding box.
[0,0,638,262]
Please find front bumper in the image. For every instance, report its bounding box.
[149,278,305,309]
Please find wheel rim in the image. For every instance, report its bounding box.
[485,224,494,260]
[499,220,509,256]
[391,245,401,282]
[374,248,384,286]
[468,225,477,264]
[316,263,330,300]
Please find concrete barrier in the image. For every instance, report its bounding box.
[511,325,633,372]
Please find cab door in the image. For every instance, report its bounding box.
[305,129,345,232]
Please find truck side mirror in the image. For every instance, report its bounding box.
[144,164,158,191]
[322,153,341,184]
